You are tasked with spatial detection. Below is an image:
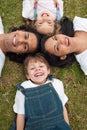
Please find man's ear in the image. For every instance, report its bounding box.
[25,73,30,80]
[60,55,67,60]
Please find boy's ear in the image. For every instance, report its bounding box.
[48,68,51,74]
[25,73,30,80]
[60,55,67,60]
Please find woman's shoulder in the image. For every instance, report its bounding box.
[73,16,87,32]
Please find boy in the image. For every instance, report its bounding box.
[11,53,71,130]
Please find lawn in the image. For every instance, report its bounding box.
[0,0,87,130]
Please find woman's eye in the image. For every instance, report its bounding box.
[54,45,59,52]
[54,35,57,40]
[24,44,28,50]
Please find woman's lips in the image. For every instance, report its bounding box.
[65,37,70,46]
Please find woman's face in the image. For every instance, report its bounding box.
[3,30,38,53]
[44,34,72,59]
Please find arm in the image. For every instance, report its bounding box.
[17,114,25,130]
[63,106,69,125]
[22,0,34,20]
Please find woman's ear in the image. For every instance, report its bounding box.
[60,55,67,60]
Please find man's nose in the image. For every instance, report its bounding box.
[18,38,26,44]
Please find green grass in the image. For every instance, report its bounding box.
[0,0,87,130]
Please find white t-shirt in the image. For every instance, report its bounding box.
[0,49,5,77]
[13,78,68,114]
[0,16,4,34]
[73,16,87,75]
[0,16,5,77]
[73,16,87,32]
[22,0,63,20]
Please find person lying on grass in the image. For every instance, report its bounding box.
[0,16,41,77]
[41,16,87,75]
[10,53,71,130]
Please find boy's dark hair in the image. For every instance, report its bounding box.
[6,25,42,63]
[41,16,76,68]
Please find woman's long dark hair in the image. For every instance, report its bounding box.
[41,16,76,68]
[6,25,41,63]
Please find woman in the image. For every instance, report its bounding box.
[41,16,87,75]
[0,16,41,76]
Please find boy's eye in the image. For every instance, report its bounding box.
[30,67,35,70]
[38,22,42,25]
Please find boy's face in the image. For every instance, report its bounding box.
[26,60,50,84]
[35,10,54,34]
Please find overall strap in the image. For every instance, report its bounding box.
[53,0,61,21]
[16,83,25,95]
[34,0,38,19]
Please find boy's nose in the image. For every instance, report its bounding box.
[36,67,40,71]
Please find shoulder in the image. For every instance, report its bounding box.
[73,16,87,22]
[21,80,39,88]
[21,80,32,88]
[73,16,87,32]
[75,50,87,75]
[51,78,63,87]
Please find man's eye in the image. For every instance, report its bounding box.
[56,45,59,51]
[40,65,43,68]
[25,33,29,39]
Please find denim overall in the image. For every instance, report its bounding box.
[10,82,71,130]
